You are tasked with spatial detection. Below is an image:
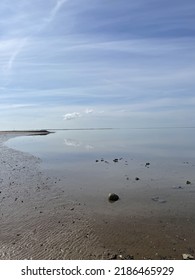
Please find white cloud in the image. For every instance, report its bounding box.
[63,108,95,121]
[63,112,81,120]
[85,108,94,114]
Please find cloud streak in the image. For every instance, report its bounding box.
[4,38,28,74]
[45,0,69,24]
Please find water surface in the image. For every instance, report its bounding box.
[7,128,195,165]
[6,128,195,197]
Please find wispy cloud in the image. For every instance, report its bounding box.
[45,0,69,24]
[3,38,28,76]
[0,103,36,110]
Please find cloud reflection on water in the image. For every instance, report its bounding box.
[64,138,94,150]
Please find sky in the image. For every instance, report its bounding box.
[0,0,195,129]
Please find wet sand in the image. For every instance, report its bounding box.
[0,132,195,260]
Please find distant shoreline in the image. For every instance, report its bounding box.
[0,130,52,135]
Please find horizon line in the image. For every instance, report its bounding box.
[1,126,195,133]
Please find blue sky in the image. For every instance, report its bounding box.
[0,0,195,129]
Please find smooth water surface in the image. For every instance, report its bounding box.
[6,128,195,216]
[6,128,195,185]
[7,128,195,166]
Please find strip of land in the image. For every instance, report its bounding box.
[0,130,52,135]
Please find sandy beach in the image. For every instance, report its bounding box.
[0,131,195,260]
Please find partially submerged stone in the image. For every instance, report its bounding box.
[152,196,167,203]
[108,193,119,202]
[186,180,191,185]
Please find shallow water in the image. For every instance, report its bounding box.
[6,128,195,201]
[6,128,195,165]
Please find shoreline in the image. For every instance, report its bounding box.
[0,130,52,136]
[0,132,105,259]
[0,132,195,260]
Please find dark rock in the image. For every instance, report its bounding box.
[95,160,99,162]
[152,196,167,203]
[172,185,184,189]
[186,180,191,185]
[145,162,150,167]
[135,177,140,181]
[113,159,118,163]
[108,193,119,202]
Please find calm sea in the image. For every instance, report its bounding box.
[5,128,195,214]
[6,128,195,167]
